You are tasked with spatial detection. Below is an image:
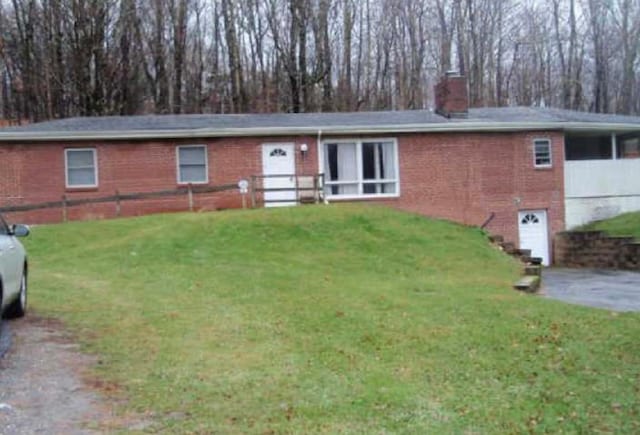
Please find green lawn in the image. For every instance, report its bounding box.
[24,205,640,433]
[579,211,640,239]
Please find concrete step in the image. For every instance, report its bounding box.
[488,235,504,244]
[513,275,540,293]
[529,257,543,265]
[515,249,532,258]
[520,255,543,265]
[524,265,542,276]
[500,242,517,254]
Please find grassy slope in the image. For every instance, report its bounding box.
[579,211,640,239]
[24,205,640,433]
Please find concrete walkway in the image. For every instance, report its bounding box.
[542,268,640,312]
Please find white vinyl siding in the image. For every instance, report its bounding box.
[533,138,552,168]
[177,145,208,184]
[323,139,399,198]
[65,148,98,188]
[564,159,640,228]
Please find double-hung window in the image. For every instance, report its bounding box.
[177,145,208,184]
[533,139,552,168]
[323,139,398,197]
[65,148,98,188]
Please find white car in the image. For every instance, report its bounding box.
[0,214,29,319]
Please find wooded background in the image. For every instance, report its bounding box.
[1,0,639,122]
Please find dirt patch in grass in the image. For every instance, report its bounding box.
[0,314,152,434]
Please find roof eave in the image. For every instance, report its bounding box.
[0,121,639,142]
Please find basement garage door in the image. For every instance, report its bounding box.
[518,210,550,266]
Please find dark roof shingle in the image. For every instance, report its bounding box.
[1,107,639,141]
[0,110,449,133]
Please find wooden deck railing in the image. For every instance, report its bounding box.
[249,174,325,207]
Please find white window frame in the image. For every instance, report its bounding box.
[176,144,209,184]
[65,148,98,188]
[533,138,552,168]
[320,138,400,199]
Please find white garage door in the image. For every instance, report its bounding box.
[518,210,550,266]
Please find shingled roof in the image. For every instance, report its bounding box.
[1,106,639,142]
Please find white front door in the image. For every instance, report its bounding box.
[518,210,550,266]
[262,144,296,207]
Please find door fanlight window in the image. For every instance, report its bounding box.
[270,148,287,157]
[521,213,540,224]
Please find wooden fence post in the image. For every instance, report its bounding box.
[115,190,121,217]
[313,175,318,203]
[61,195,68,222]
[250,176,257,209]
[187,183,194,212]
[0,183,241,221]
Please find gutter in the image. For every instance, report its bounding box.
[0,122,639,142]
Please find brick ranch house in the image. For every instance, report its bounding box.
[1,74,640,265]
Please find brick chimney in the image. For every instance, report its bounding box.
[434,71,469,118]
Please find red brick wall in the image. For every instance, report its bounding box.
[354,131,565,256]
[0,119,27,127]
[434,75,469,117]
[0,131,564,259]
[0,136,318,224]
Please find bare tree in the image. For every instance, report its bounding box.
[169,0,189,114]
[586,0,611,113]
[611,0,640,114]
[1,0,640,121]
[221,0,247,113]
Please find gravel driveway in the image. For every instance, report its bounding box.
[0,316,120,434]
[542,268,640,312]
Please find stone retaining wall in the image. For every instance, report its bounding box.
[554,231,640,270]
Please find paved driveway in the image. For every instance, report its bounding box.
[542,268,640,312]
[0,322,10,358]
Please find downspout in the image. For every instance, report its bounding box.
[317,129,328,203]
[317,129,323,171]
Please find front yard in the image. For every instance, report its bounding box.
[24,205,640,433]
